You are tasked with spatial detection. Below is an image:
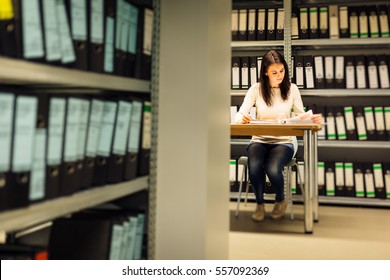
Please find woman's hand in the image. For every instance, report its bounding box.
[311,113,323,124]
[235,113,252,124]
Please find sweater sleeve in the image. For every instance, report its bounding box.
[291,83,305,116]
[234,83,258,123]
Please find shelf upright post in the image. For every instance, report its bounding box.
[283,0,292,81]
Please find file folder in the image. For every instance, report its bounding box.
[378,5,390,37]
[354,163,365,197]
[304,55,315,89]
[373,163,386,198]
[317,161,326,196]
[247,9,256,41]
[359,8,369,38]
[313,55,325,88]
[299,7,309,39]
[46,97,66,199]
[8,95,38,209]
[309,7,319,39]
[124,99,142,181]
[0,0,21,58]
[325,107,336,140]
[339,6,349,38]
[345,56,356,89]
[325,162,335,196]
[0,92,15,211]
[335,162,345,197]
[93,100,118,186]
[344,162,355,197]
[385,106,390,140]
[89,0,105,73]
[367,55,379,89]
[19,0,45,61]
[319,6,329,38]
[294,55,304,89]
[344,106,357,140]
[334,106,347,140]
[383,163,390,198]
[138,101,151,176]
[364,106,376,141]
[82,99,104,188]
[324,56,334,88]
[349,7,359,38]
[114,0,127,76]
[231,56,240,89]
[316,106,326,140]
[56,0,76,65]
[66,0,88,70]
[355,106,368,141]
[29,94,49,203]
[334,56,345,88]
[41,0,62,64]
[60,97,82,195]
[126,2,139,77]
[329,5,339,38]
[107,100,132,183]
[229,159,237,192]
[231,10,238,41]
[368,6,380,38]
[275,7,284,40]
[374,106,386,141]
[103,0,115,73]
[356,55,367,89]
[238,9,247,41]
[249,56,257,86]
[291,7,299,40]
[240,56,249,89]
[135,6,153,80]
[256,8,266,40]
[377,54,390,88]
[364,163,375,198]
[76,98,91,189]
[266,8,276,40]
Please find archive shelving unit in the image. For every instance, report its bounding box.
[230,0,390,207]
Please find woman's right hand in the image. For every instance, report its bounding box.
[235,113,252,124]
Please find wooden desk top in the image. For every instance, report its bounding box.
[230,123,323,137]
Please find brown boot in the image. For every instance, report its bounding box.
[251,204,265,222]
[271,199,287,220]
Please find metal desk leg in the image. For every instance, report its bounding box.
[313,131,319,222]
[304,130,313,233]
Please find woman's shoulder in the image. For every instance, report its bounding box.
[289,83,301,95]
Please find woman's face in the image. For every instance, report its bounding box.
[266,63,285,88]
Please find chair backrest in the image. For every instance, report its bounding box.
[292,136,298,158]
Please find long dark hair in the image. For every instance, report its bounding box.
[259,50,291,106]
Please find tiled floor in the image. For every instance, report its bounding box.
[229,202,390,259]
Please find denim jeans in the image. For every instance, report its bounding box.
[246,142,294,204]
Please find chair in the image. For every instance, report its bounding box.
[235,136,303,219]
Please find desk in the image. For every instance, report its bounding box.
[231,123,322,233]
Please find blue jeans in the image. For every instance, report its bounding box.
[246,142,294,204]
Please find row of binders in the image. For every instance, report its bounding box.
[230,160,390,199]
[49,210,145,259]
[317,106,390,141]
[0,91,151,212]
[0,0,153,79]
[231,54,390,90]
[232,4,390,41]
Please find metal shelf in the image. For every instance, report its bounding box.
[0,176,149,233]
[230,192,390,207]
[292,37,390,48]
[232,89,390,97]
[231,40,284,51]
[0,56,150,93]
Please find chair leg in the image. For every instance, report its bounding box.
[244,168,250,205]
[235,163,246,217]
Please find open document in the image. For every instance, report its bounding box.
[250,110,314,124]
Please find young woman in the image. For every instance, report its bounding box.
[234,50,322,222]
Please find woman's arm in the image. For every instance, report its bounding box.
[234,84,258,124]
